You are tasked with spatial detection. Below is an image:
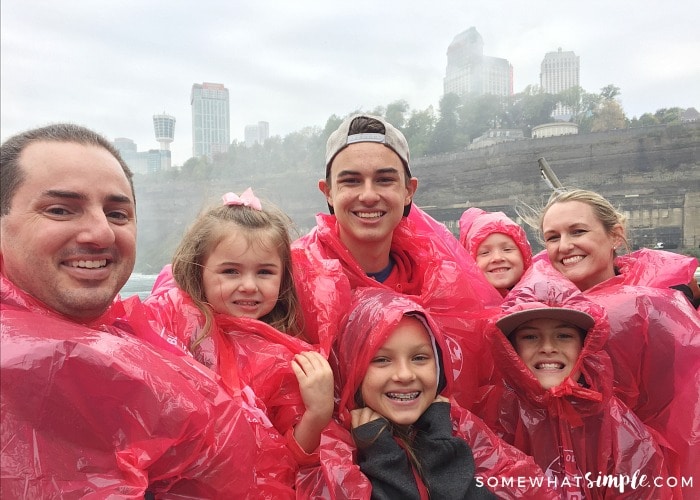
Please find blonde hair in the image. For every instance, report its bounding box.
[172,197,304,344]
[522,188,630,252]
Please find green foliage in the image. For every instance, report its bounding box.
[655,108,684,124]
[591,100,626,132]
[169,88,691,174]
[600,84,621,100]
[404,107,436,158]
[428,93,461,154]
[459,93,505,140]
[509,91,558,132]
[385,100,409,129]
[630,113,660,127]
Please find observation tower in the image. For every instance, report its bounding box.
[153,112,176,169]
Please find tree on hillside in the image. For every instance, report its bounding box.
[428,93,461,154]
[283,126,324,173]
[385,100,410,129]
[629,112,660,127]
[508,88,558,135]
[591,99,627,132]
[403,106,436,158]
[654,107,684,124]
[573,90,605,133]
[458,93,505,141]
[557,86,585,117]
[600,84,621,101]
[181,156,207,176]
[322,114,344,138]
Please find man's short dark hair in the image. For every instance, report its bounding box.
[1,123,134,215]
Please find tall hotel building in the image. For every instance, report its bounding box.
[540,48,580,120]
[444,27,512,98]
[191,82,230,158]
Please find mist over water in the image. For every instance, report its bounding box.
[120,273,158,300]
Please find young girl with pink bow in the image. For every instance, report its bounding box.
[142,188,337,497]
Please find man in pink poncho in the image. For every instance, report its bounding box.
[0,124,285,498]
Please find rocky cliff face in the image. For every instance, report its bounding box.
[412,122,699,252]
[133,122,700,272]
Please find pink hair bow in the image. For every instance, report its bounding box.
[221,188,262,211]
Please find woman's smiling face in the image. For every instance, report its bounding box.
[542,201,621,291]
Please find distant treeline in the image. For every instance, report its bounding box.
[133,120,700,274]
[156,84,694,183]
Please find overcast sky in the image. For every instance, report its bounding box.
[2,0,698,166]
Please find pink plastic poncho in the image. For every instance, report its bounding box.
[0,272,274,498]
[481,260,680,499]
[312,287,557,499]
[580,249,699,493]
[142,263,350,478]
[458,207,533,271]
[535,247,700,491]
[292,206,503,411]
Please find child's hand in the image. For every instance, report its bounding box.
[291,351,334,424]
[350,407,385,429]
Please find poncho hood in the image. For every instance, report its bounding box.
[336,287,450,428]
[459,207,533,271]
[488,260,612,410]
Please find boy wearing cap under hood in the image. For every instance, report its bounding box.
[482,260,679,499]
[326,287,559,499]
[292,114,503,410]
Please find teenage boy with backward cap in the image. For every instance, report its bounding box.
[292,114,504,411]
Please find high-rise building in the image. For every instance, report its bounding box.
[191,82,230,159]
[153,112,175,169]
[244,121,270,147]
[444,27,512,99]
[112,138,156,174]
[540,48,580,120]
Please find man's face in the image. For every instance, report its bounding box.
[0,141,136,320]
[319,142,416,260]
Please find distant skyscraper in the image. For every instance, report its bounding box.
[113,137,137,156]
[444,27,512,98]
[244,121,270,147]
[540,48,580,120]
[112,138,152,174]
[257,121,269,143]
[153,112,175,169]
[191,82,230,159]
